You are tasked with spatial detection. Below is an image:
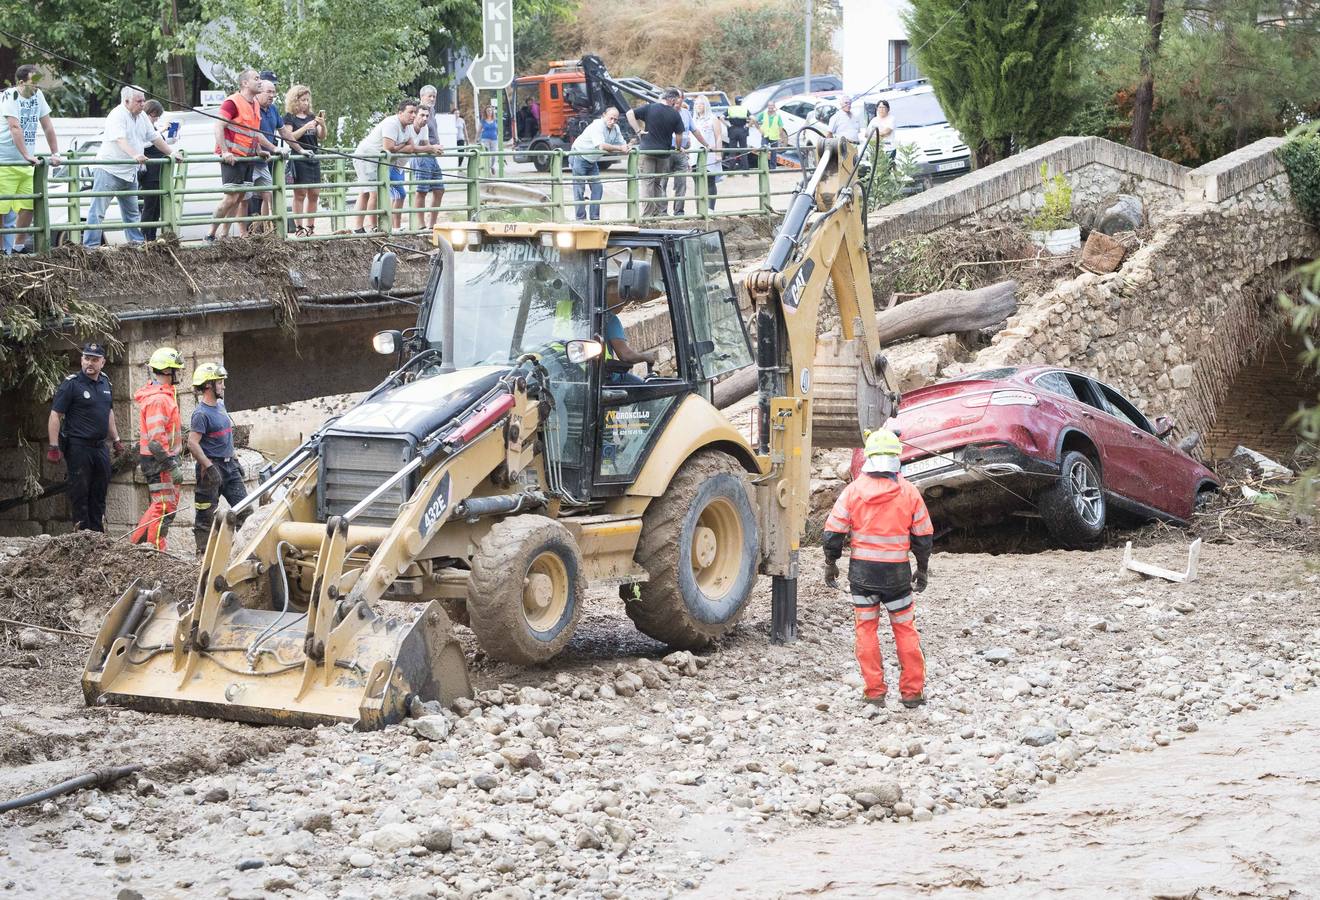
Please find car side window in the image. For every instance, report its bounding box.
[1063,373,1105,411]
[1096,383,1154,433]
[1033,371,1077,400]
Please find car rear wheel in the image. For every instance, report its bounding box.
[1040,450,1105,548]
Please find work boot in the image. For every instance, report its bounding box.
[900,693,926,709]
[862,693,887,708]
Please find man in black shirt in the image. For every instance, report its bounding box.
[47,342,124,532]
[627,89,686,218]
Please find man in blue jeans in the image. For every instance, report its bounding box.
[569,107,629,221]
[84,85,177,247]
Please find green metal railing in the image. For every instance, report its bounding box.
[1,145,809,254]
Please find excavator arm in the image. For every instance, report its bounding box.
[743,136,898,642]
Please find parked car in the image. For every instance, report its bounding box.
[848,367,1221,547]
[743,74,842,116]
[775,92,847,144]
[860,81,969,180]
[686,90,730,118]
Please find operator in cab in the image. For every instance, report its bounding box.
[602,275,658,385]
[823,429,933,710]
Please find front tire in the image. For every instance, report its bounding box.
[1041,450,1106,548]
[627,451,759,649]
[467,515,584,664]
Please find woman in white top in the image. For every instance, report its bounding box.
[865,99,896,159]
[689,95,726,212]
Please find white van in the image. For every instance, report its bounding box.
[860,82,970,179]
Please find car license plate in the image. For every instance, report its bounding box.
[934,161,965,173]
[902,455,952,478]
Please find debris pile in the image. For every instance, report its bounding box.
[0,532,194,667]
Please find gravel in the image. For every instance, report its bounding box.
[3,540,1317,898]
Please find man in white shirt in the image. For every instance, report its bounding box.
[84,86,178,247]
[350,99,420,233]
[569,107,628,221]
[1,63,62,255]
[826,97,863,144]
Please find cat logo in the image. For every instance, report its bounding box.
[419,472,453,537]
[784,259,814,311]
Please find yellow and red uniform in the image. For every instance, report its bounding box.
[823,471,934,701]
[129,380,181,549]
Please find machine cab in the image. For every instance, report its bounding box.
[413,224,753,503]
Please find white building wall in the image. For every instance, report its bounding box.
[840,0,912,95]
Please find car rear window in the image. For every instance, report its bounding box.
[1033,371,1077,400]
[953,368,1016,383]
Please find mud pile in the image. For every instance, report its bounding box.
[0,532,195,667]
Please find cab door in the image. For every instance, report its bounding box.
[676,231,753,388]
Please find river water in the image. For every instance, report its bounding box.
[693,688,1320,898]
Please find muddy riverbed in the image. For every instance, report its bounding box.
[0,533,1317,898]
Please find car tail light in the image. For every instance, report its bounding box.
[964,390,1038,408]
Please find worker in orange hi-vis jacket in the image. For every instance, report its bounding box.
[822,429,934,709]
[129,347,184,550]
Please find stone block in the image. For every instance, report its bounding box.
[1170,364,1194,390]
[0,520,42,537]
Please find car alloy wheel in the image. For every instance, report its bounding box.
[1067,457,1104,528]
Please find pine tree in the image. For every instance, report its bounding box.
[903,0,1088,167]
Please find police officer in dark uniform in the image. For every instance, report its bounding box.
[725,96,750,171]
[47,342,124,532]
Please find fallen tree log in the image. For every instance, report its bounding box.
[713,367,758,410]
[874,279,1018,344]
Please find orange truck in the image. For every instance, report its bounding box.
[507,55,660,171]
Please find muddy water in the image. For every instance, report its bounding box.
[694,688,1320,898]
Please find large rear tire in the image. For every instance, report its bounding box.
[627,451,759,649]
[1040,450,1106,549]
[467,515,584,665]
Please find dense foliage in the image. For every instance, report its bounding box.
[904,0,1090,167]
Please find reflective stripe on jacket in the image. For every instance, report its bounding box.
[133,381,180,456]
[824,472,933,593]
[222,91,261,156]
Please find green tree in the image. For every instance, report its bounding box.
[186,0,438,143]
[904,0,1090,167]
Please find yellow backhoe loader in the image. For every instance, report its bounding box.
[83,136,897,729]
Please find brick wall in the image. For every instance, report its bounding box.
[1203,330,1318,462]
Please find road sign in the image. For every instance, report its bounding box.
[467,0,515,91]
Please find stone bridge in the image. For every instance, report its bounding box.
[868,135,1319,462]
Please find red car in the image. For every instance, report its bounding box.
[849,366,1220,547]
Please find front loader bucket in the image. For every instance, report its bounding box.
[82,581,471,730]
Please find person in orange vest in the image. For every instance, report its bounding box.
[823,429,933,708]
[129,347,184,550]
[207,69,284,241]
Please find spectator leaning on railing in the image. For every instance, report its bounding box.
[569,106,628,222]
[246,77,287,231]
[207,69,283,242]
[1,63,62,255]
[690,94,726,212]
[350,98,420,234]
[280,84,326,237]
[410,105,445,231]
[84,85,179,248]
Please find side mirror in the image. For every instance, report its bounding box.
[372,330,401,355]
[1153,415,1176,439]
[618,259,652,302]
[370,251,397,292]
[565,339,603,364]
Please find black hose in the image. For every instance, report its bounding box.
[0,764,143,814]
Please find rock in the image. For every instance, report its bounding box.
[348,851,375,869]
[296,810,332,833]
[202,787,230,803]
[892,801,914,817]
[113,847,132,863]
[550,793,587,816]
[84,806,110,822]
[1173,599,1196,614]
[422,825,453,853]
[1003,675,1032,698]
[116,891,144,900]
[499,746,542,770]
[472,773,499,792]
[410,715,452,741]
[451,696,478,716]
[367,822,421,852]
[1095,194,1143,235]
[1022,725,1058,747]
[983,647,1014,664]
[852,792,881,809]
[912,807,934,822]
[409,696,443,718]
[663,650,700,676]
[859,781,902,806]
[263,867,299,891]
[16,627,53,650]
[236,858,265,871]
[574,826,604,850]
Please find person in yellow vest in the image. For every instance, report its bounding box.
[753,101,785,171]
[206,69,285,241]
[725,96,750,170]
[129,347,184,550]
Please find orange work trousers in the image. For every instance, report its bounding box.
[130,459,179,551]
[853,599,925,699]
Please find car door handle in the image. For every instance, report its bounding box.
[1130,429,1143,438]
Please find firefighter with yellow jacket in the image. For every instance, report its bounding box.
[823,429,934,709]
